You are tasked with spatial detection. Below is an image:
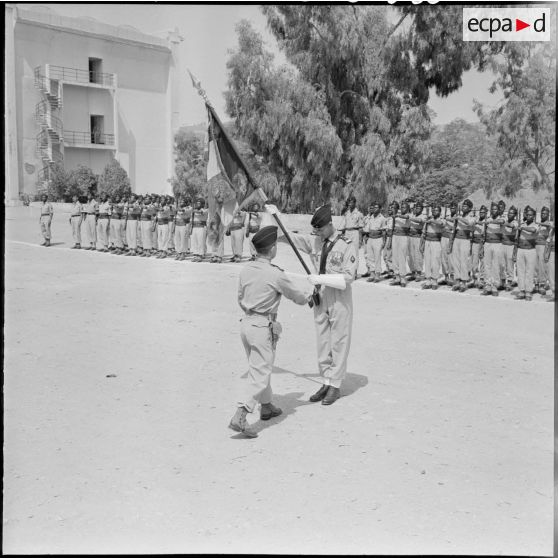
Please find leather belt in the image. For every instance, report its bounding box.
[425,233,441,241]
[454,231,471,239]
[71,214,81,217]
[158,219,169,225]
[229,224,243,231]
[344,227,360,231]
[140,216,152,221]
[367,231,383,239]
[393,230,408,236]
[127,217,138,221]
[98,214,109,219]
[485,239,500,244]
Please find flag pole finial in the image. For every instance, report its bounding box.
[188,69,211,106]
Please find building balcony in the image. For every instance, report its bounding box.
[37,64,117,89]
[64,130,116,149]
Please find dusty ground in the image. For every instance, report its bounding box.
[3,205,554,555]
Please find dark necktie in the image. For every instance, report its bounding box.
[319,239,331,274]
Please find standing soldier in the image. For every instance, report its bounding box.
[190,197,208,262]
[513,207,539,301]
[230,226,313,437]
[109,195,124,254]
[420,204,444,289]
[496,200,507,289]
[167,196,176,255]
[382,203,395,279]
[139,195,154,257]
[535,206,552,295]
[69,194,83,249]
[271,204,358,405]
[362,202,386,282]
[151,195,160,254]
[174,198,189,260]
[227,207,247,263]
[470,205,488,289]
[480,202,504,297]
[82,192,98,250]
[440,201,457,286]
[340,195,364,275]
[389,201,410,287]
[156,197,171,258]
[407,200,426,282]
[246,202,263,260]
[501,205,519,291]
[450,199,475,293]
[96,192,111,252]
[39,193,54,247]
[124,194,140,256]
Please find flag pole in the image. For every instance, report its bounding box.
[188,70,319,305]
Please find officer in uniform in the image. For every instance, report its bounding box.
[271,204,358,406]
[340,195,364,274]
[420,204,443,289]
[246,202,263,260]
[501,206,519,291]
[109,195,124,254]
[39,193,54,246]
[69,194,83,249]
[190,197,208,262]
[470,205,487,289]
[407,200,426,281]
[389,201,410,287]
[124,194,140,256]
[139,195,154,257]
[362,202,386,282]
[227,207,247,262]
[156,198,170,258]
[82,192,98,250]
[173,198,190,260]
[481,203,504,296]
[496,200,507,288]
[230,226,313,438]
[514,207,539,301]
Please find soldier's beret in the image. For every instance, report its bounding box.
[252,225,278,251]
[509,205,517,212]
[463,199,473,208]
[311,204,332,228]
[542,206,549,212]
[498,200,506,206]
[480,205,488,211]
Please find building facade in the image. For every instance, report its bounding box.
[5,4,183,201]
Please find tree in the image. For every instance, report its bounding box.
[67,165,98,200]
[98,158,132,199]
[170,127,206,201]
[474,40,556,195]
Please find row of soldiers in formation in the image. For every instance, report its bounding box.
[339,196,555,302]
[38,192,264,263]
[38,192,555,301]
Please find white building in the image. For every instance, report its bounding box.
[5,4,183,201]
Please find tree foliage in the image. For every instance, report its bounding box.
[98,158,131,199]
[170,127,206,201]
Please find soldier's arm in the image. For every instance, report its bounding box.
[276,271,313,305]
[340,241,359,285]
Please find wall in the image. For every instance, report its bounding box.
[63,148,112,175]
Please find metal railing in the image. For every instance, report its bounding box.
[64,130,115,146]
[47,65,116,87]
[34,102,64,140]
[36,139,63,164]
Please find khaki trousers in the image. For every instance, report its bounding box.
[40,215,51,240]
[110,218,123,248]
[141,221,153,250]
[313,285,353,389]
[441,236,454,277]
[70,216,81,244]
[516,248,537,293]
[483,243,501,290]
[535,244,548,285]
[383,243,393,272]
[174,225,187,253]
[501,244,515,284]
[423,240,441,281]
[85,214,96,244]
[365,237,383,273]
[408,236,423,274]
[452,238,470,281]
[238,315,276,412]
[391,235,409,278]
[471,243,485,282]
[96,218,109,248]
[191,227,207,256]
[157,224,170,252]
[231,229,245,257]
[126,220,138,250]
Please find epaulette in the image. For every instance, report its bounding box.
[271,263,285,271]
[339,235,351,244]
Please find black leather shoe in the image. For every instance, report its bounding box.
[309,384,329,402]
[322,386,341,405]
[260,403,283,421]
